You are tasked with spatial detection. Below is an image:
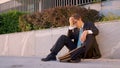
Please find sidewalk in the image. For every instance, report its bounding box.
[0,56,120,68]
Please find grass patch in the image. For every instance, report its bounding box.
[100,13,120,22]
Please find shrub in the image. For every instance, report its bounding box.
[19,14,41,31]
[0,10,26,34]
[0,15,2,26]
[19,6,101,31]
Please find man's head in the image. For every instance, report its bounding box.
[70,13,84,28]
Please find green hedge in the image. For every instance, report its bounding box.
[0,11,26,34]
[19,6,101,31]
[0,15,2,26]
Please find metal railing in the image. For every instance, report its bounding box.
[0,0,101,13]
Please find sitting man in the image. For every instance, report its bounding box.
[41,13,101,62]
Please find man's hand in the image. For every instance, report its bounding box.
[80,30,88,43]
[69,17,75,27]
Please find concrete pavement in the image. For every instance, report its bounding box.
[0,56,120,68]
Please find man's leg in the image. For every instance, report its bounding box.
[50,35,77,55]
[60,35,94,63]
[70,35,94,60]
[83,35,101,59]
[83,35,95,58]
[41,35,77,61]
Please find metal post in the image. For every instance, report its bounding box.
[54,0,56,8]
[72,0,74,6]
[78,0,80,5]
[65,0,67,6]
[76,0,78,5]
[56,0,58,7]
[84,0,86,4]
[60,0,62,6]
[70,0,72,6]
[81,0,83,4]
[41,0,43,10]
[42,0,44,9]
[87,0,89,3]
[63,0,65,6]
[90,0,92,3]
[60,0,61,7]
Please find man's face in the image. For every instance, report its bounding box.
[74,18,83,28]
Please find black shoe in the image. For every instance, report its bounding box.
[68,59,81,63]
[92,56,101,59]
[60,58,81,63]
[41,54,56,61]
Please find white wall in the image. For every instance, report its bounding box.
[0,21,120,59]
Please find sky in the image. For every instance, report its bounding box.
[0,0,10,4]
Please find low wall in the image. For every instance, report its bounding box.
[0,20,120,59]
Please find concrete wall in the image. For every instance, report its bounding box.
[0,0,10,4]
[0,21,120,59]
[0,27,68,58]
[96,21,120,59]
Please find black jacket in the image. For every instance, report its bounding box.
[67,22,101,59]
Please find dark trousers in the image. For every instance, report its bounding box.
[51,35,98,59]
[50,34,94,59]
[50,35,77,55]
[51,35,85,59]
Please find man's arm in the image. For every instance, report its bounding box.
[67,26,75,39]
[67,17,76,39]
[87,23,99,36]
[80,23,99,42]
